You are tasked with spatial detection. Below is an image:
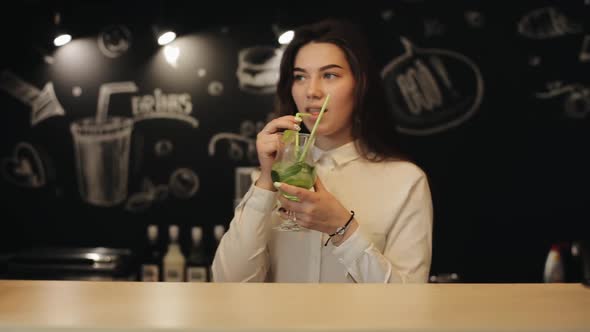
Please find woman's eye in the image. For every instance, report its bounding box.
[293,74,305,81]
[323,73,337,79]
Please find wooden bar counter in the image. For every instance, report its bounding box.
[0,280,588,331]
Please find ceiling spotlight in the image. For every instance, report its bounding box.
[54,33,72,47]
[278,30,294,45]
[52,11,71,47]
[157,31,176,46]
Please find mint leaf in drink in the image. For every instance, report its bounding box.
[280,162,303,179]
[285,162,315,189]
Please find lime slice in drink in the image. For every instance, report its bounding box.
[281,129,297,144]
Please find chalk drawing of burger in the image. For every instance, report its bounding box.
[236,46,283,95]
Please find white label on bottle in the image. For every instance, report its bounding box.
[141,264,159,282]
[164,266,183,282]
[187,266,207,282]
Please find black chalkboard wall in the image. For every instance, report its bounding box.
[1,0,588,282]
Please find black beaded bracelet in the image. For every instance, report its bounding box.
[324,210,355,246]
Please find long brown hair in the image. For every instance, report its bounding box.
[274,18,406,162]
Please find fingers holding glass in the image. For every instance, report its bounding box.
[260,116,302,135]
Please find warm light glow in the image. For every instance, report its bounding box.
[164,45,180,67]
[158,31,176,45]
[85,253,101,262]
[54,34,72,47]
[50,38,109,86]
[278,30,294,45]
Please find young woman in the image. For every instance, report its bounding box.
[212,18,433,283]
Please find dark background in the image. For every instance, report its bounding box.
[1,0,588,282]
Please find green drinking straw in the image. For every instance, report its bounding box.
[298,94,330,163]
[294,113,311,156]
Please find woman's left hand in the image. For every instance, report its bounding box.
[276,177,352,235]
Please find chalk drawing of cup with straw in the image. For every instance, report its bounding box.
[70,82,138,206]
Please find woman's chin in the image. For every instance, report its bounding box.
[303,120,328,133]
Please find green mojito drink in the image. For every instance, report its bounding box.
[271,160,316,201]
[271,131,316,201]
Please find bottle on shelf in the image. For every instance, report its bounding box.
[209,224,226,281]
[163,224,185,282]
[186,226,209,282]
[139,224,162,282]
[543,244,564,283]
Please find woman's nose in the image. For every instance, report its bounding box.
[306,77,323,99]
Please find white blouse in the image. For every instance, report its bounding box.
[212,141,433,283]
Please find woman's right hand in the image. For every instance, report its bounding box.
[255,115,302,191]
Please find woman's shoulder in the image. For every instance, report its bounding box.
[369,159,428,183]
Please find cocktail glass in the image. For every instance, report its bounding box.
[271,131,316,231]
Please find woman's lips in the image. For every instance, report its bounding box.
[305,108,328,121]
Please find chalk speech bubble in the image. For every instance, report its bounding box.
[381,38,484,135]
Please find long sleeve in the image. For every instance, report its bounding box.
[211,183,278,282]
[332,172,433,283]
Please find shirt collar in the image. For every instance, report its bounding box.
[311,140,361,166]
